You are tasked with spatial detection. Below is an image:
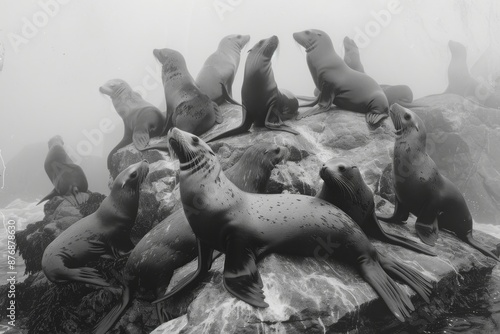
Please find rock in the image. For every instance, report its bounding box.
[152,212,499,334]
[378,94,500,224]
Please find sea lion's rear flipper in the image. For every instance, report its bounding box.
[156,303,174,324]
[297,83,334,120]
[463,231,500,262]
[107,122,133,170]
[223,237,268,308]
[214,103,223,124]
[378,253,433,303]
[265,105,299,135]
[206,105,252,142]
[132,124,151,151]
[359,259,412,322]
[37,188,58,205]
[72,267,110,287]
[93,284,131,334]
[69,186,89,207]
[220,82,242,107]
[153,238,214,304]
[376,198,409,225]
[368,213,436,256]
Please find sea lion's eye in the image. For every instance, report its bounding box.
[274,147,281,154]
[305,31,310,35]
[130,172,137,178]
[237,35,241,38]
[338,166,346,172]
[404,114,411,120]
[192,137,199,144]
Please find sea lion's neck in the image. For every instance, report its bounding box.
[394,131,427,163]
[99,194,139,228]
[316,183,337,204]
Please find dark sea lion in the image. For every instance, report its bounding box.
[100,79,165,170]
[317,158,435,256]
[293,29,389,127]
[207,35,299,142]
[153,48,222,136]
[38,135,89,206]
[96,143,287,331]
[42,160,149,334]
[196,34,250,104]
[154,128,433,322]
[377,104,499,262]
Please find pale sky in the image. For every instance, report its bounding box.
[0,0,499,163]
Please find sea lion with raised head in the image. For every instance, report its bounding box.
[377,104,499,262]
[153,48,222,136]
[196,34,250,104]
[154,128,433,322]
[317,158,435,256]
[94,143,288,331]
[293,29,389,127]
[207,35,299,142]
[100,79,165,170]
[38,135,89,206]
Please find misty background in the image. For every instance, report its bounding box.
[0,0,499,204]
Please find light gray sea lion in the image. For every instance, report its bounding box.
[153,48,223,136]
[37,135,89,206]
[99,79,165,170]
[293,29,389,127]
[154,128,433,322]
[196,34,250,104]
[377,104,499,262]
[207,35,299,142]
[317,158,435,256]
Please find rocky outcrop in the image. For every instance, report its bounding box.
[8,96,500,334]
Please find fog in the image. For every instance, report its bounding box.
[0,0,499,165]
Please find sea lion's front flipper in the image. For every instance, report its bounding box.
[206,105,252,142]
[223,236,268,308]
[37,188,58,205]
[297,83,334,120]
[369,212,436,256]
[153,238,214,304]
[378,253,433,303]
[463,231,500,262]
[132,124,151,151]
[415,206,439,246]
[265,105,299,135]
[108,122,133,170]
[376,198,409,225]
[155,303,174,324]
[365,112,389,127]
[220,82,242,107]
[72,267,110,287]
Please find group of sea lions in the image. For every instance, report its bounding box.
[36,29,500,333]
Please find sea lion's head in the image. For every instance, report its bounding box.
[99,79,130,97]
[108,160,149,218]
[293,29,331,53]
[153,48,186,69]
[248,35,279,64]
[320,158,361,202]
[448,40,466,57]
[48,135,64,149]
[221,34,251,51]
[166,128,220,176]
[390,103,425,141]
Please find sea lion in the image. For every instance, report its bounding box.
[94,143,287,332]
[42,160,149,287]
[342,37,419,108]
[376,104,499,262]
[445,40,478,97]
[99,79,165,170]
[317,158,435,256]
[207,35,299,142]
[153,48,222,136]
[196,34,250,104]
[154,128,433,322]
[38,135,89,206]
[293,29,389,127]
